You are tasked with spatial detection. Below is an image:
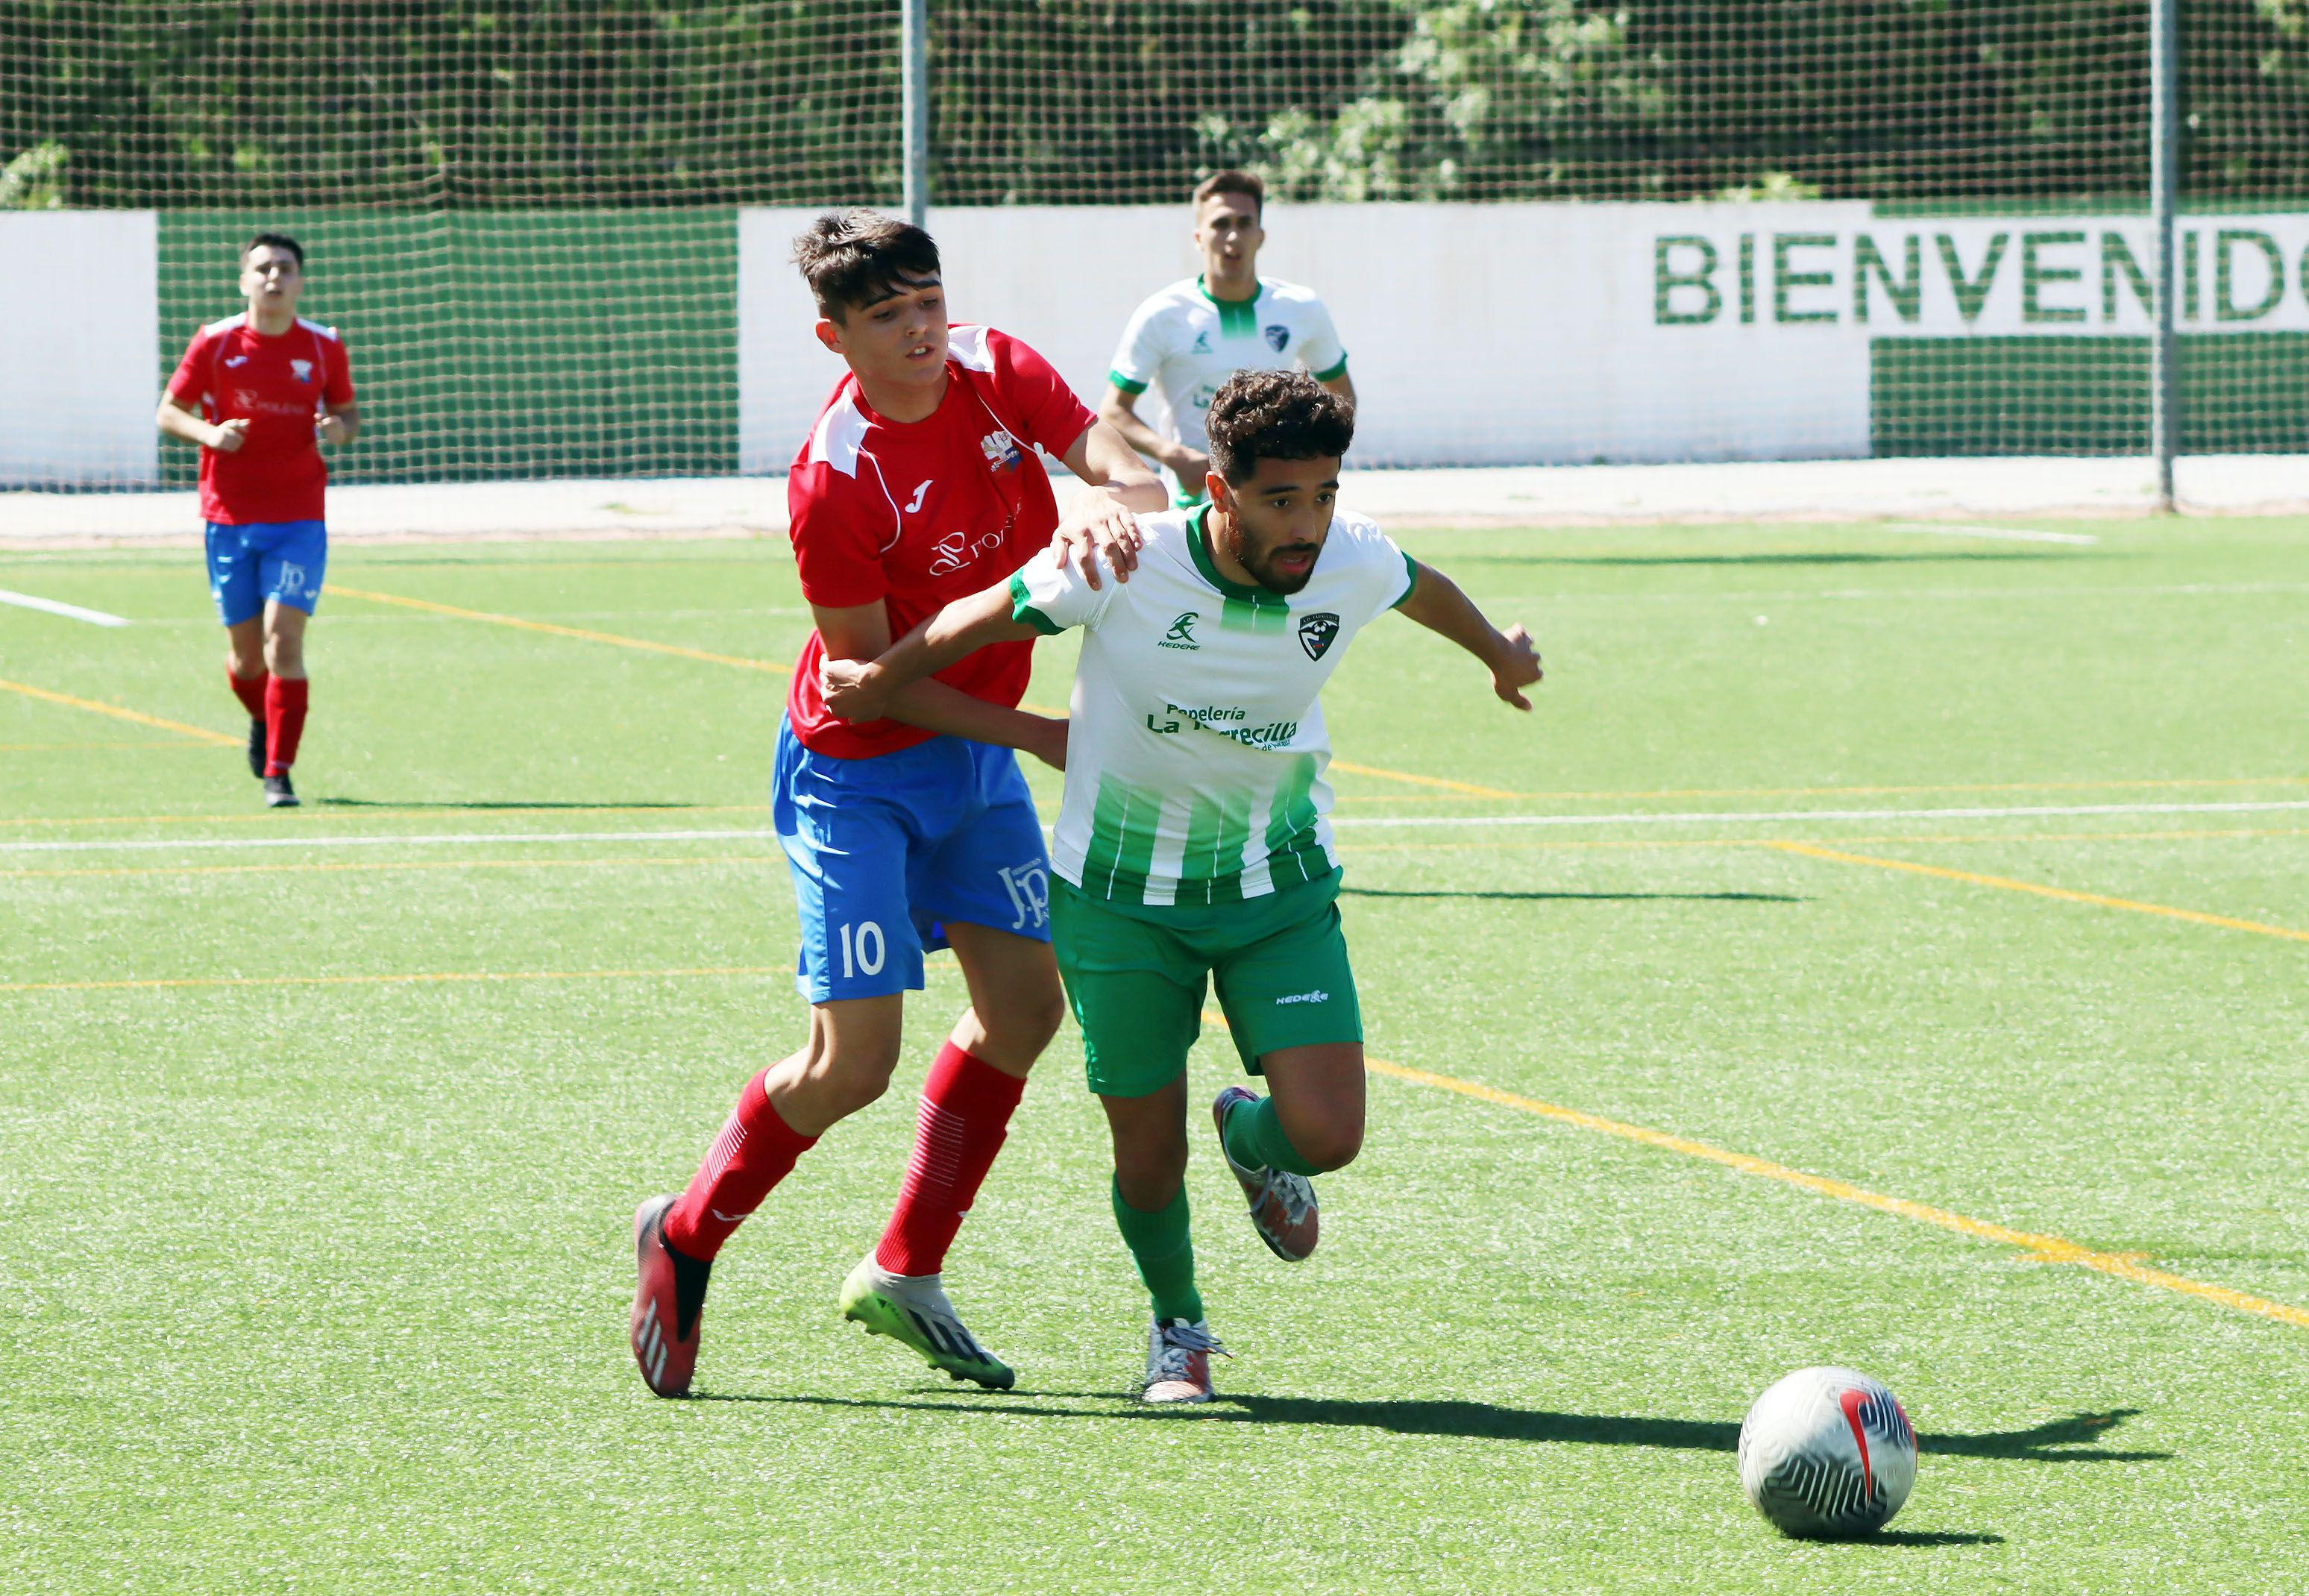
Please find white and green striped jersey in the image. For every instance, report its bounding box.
[1008,503,1416,908]
[1108,277,1348,503]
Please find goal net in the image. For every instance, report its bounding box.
[4,1,2307,489]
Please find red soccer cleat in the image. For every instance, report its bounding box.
[629,1194,707,1398]
[1212,1086,1320,1262]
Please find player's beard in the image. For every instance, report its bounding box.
[1239,533,1322,594]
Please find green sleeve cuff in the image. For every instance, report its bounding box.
[1108,369,1149,396]
[1313,356,1349,383]
[1009,572,1064,635]
[1391,550,1419,609]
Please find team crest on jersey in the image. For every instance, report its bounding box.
[1264,324,1290,353]
[1298,612,1339,661]
[1159,612,1201,650]
[289,358,315,383]
[979,428,1022,472]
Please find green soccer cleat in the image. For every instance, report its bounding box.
[838,1257,1016,1390]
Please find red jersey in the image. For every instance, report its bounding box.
[166,313,356,526]
[785,324,1098,759]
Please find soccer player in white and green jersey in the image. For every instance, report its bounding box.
[1100,170,1355,506]
[821,370,1542,1404]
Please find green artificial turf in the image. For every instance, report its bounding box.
[2,516,2304,1593]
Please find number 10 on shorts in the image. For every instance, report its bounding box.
[838,920,887,978]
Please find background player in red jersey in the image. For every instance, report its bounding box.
[158,233,360,808]
[629,211,1165,1397]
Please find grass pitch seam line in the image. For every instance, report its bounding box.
[0,855,789,880]
[333,585,793,674]
[1884,522,2100,546]
[1,964,785,995]
[1329,799,2309,830]
[1329,760,1524,799]
[1359,1055,2309,1333]
[0,678,238,747]
[1768,841,2309,944]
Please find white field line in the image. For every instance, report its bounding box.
[1329,799,2309,830]
[5,799,2309,855]
[1885,522,2102,546]
[0,588,130,626]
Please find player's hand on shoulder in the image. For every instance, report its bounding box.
[1490,623,1543,711]
[1052,489,1143,591]
[819,656,887,723]
[210,418,250,454]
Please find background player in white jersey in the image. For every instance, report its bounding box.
[822,370,1541,1404]
[1099,171,1356,506]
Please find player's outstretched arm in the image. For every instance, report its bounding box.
[818,583,1063,762]
[1051,421,1166,590]
[1393,560,1544,711]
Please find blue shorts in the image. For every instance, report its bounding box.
[772,717,1052,1005]
[206,520,327,627]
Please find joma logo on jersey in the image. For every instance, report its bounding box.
[1158,612,1201,650]
[1298,612,1340,661]
[979,429,1022,471]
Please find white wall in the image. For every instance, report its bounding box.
[738,201,1876,471]
[0,212,159,487]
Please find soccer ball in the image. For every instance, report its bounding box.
[1737,1366,1917,1538]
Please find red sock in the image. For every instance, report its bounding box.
[662,1069,818,1262]
[264,675,308,776]
[874,1043,1028,1277]
[227,668,268,718]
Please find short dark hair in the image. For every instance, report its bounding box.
[244,232,304,268]
[1206,368,1354,485]
[1193,169,1264,219]
[792,209,940,319]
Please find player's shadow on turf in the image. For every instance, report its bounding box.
[316,797,700,810]
[1339,889,1805,904]
[734,1393,2164,1465]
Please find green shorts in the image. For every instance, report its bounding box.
[1051,870,1362,1099]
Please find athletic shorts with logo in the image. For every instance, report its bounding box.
[771,715,1053,1004]
[1052,868,1361,1098]
[205,520,327,626]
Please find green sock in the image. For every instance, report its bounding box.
[1221,1092,1322,1177]
[1110,1176,1204,1325]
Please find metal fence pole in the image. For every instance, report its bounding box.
[2149,0,2181,512]
[902,0,930,227]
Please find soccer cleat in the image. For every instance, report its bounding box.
[245,717,266,778]
[1213,1086,1319,1261]
[1140,1317,1228,1404]
[629,1194,709,1398]
[838,1257,1015,1390]
[262,772,299,808]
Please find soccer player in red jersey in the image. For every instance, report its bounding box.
[158,233,360,808]
[629,211,1166,1397]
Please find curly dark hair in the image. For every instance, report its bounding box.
[792,209,940,320]
[1204,368,1355,485]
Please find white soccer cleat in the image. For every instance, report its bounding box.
[1213,1086,1320,1260]
[1140,1317,1228,1404]
[838,1257,1015,1389]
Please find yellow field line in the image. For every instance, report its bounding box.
[0,678,238,747]
[1339,826,2309,855]
[0,855,787,881]
[3,964,783,995]
[334,585,793,674]
[1357,1054,2309,1331]
[1770,840,2309,944]
[1338,775,2309,804]
[0,739,216,752]
[1330,760,1524,799]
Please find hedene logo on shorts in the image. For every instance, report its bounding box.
[1159,612,1201,650]
[1274,990,1329,1006]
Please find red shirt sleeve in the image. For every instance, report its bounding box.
[166,327,216,407]
[987,330,1099,459]
[787,460,891,609]
[321,333,355,406]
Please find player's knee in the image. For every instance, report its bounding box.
[1291,1115,1363,1173]
[803,1037,901,1118]
[1111,1131,1189,1206]
[263,635,304,676]
[227,644,263,679]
